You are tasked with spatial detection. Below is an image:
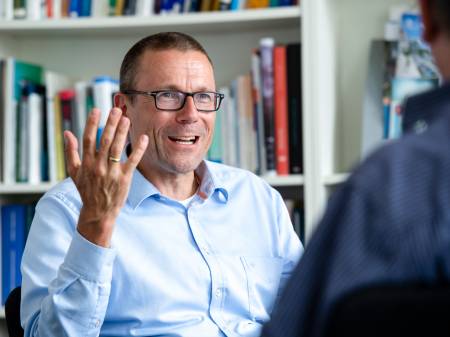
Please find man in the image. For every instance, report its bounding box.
[261,0,450,336]
[21,32,302,336]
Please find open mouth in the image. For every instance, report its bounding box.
[168,136,199,145]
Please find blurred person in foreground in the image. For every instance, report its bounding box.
[261,0,450,336]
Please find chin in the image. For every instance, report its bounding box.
[166,159,202,174]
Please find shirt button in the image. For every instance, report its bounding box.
[95,319,101,328]
[215,288,222,298]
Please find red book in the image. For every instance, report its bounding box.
[47,0,53,17]
[273,45,290,175]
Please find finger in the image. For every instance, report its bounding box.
[108,116,130,166]
[64,130,81,179]
[123,135,149,173]
[97,107,123,162]
[83,108,101,161]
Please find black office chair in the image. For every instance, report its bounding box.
[5,286,24,337]
[324,284,450,337]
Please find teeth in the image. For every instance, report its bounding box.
[169,136,196,144]
[175,136,196,141]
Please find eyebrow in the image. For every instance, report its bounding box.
[151,85,216,92]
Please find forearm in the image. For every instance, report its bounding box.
[22,231,116,337]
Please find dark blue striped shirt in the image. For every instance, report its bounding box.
[261,83,450,337]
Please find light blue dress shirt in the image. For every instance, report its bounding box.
[21,160,303,337]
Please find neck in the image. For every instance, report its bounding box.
[139,166,199,200]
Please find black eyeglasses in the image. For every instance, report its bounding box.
[122,89,225,112]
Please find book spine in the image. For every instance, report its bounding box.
[251,50,266,176]
[4,58,16,184]
[273,45,289,176]
[260,37,276,175]
[1,205,26,306]
[28,91,44,184]
[286,43,303,174]
[92,76,118,147]
[13,0,27,18]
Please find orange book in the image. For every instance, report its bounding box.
[247,0,269,8]
[273,45,290,176]
[61,0,68,16]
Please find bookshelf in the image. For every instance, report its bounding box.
[0,0,416,331]
[302,0,412,239]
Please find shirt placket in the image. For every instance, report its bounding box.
[186,197,235,337]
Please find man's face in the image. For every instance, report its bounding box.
[125,49,216,176]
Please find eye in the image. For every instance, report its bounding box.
[196,92,213,102]
[159,91,180,100]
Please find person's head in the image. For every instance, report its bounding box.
[115,32,221,179]
[419,0,450,79]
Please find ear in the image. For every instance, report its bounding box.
[419,0,439,43]
[114,92,128,115]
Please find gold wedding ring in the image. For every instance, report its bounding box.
[109,156,121,163]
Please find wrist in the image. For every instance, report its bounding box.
[77,207,117,247]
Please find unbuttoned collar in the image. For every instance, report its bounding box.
[127,160,229,210]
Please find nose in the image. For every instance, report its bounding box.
[176,96,199,124]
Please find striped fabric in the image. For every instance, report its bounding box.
[261,83,450,337]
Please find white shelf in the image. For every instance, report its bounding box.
[323,173,349,186]
[0,7,301,36]
[0,183,57,194]
[262,174,304,187]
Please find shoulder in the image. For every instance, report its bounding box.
[206,160,273,187]
[205,160,282,200]
[345,112,450,210]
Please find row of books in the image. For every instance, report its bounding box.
[0,57,118,184]
[0,202,35,305]
[361,7,439,158]
[0,0,297,20]
[208,39,302,176]
[0,41,302,185]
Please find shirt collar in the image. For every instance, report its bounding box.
[127,168,161,209]
[195,160,229,203]
[127,160,229,210]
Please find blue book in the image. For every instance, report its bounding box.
[80,0,92,16]
[1,204,26,305]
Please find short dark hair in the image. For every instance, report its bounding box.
[119,32,213,93]
[433,0,450,34]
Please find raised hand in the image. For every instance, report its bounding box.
[64,107,148,247]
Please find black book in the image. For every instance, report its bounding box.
[286,43,303,174]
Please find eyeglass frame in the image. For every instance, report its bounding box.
[121,89,225,113]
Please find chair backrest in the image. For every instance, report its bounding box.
[324,284,450,337]
[5,286,24,337]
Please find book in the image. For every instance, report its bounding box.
[0,60,4,182]
[3,58,43,184]
[273,45,290,176]
[250,49,266,175]
[208,86,226,163]
[286,43,303,174]
[1,204,26,305]
[259,37,276,175]
[44,70,72,182]
[237,74,257,172]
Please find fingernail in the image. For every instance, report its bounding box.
[112,107,121,116]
